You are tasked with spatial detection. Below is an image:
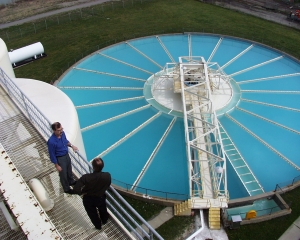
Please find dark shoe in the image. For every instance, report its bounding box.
[95,226,101,230]
[65,189,74,194]
[70,181,77,186]
[102,216,109,225]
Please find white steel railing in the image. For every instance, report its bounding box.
[0,67,163,240]
[0,68,92,175]
[178,56,228,206]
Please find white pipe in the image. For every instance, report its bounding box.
[0,201,19,230]
[28,178,54,211]
[186,210,205,240]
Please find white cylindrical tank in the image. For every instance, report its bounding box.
[28,178,54,211]
[0,38,15,79]
[8,42,44,65]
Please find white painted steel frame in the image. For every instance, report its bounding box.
[166,57,228,208]
[0,145,62,240]
[179,57,228,207]
[150,56,229,207]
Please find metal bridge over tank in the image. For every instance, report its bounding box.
[153,56,230,209]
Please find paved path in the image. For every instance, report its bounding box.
[0,0,109,29]
[279,216,300,240]
[218,2,300,30]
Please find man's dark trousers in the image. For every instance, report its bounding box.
[57,154,74,192]
[83,195,109,229]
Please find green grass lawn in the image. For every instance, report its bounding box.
[1,0,299,83]
[1,0,300,239]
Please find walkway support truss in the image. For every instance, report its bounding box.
[174,57,228,208]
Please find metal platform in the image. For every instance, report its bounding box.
[0,68,163,240]
[152,56,229,208]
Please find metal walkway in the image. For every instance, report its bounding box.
[0,67,163,240]
[218,122,264,196]
[0,85,132,240]
[159,56,229,209]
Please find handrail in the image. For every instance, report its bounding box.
[0,69,52,140]
[108,187,164,240]
[113,178,188,201]
[218,121,264,196]
[0,67,163,240]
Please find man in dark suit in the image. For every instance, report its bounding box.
[73,157,111,230]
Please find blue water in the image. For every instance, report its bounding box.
[229,109,300,166]
[101,43,161,74]
[58,33,300,200]
[238,101,300,132]
[210,37,252,66]
[223,45,282,76]
[227,157,249,199]
[234,62,295,82]
[191,35,221,61]
[76,54,151,80]
[59,69,145,88]
[82,107,158,159]
[242,92,300,110]
[102,112,174,184]
[138,117,189,199]
[159,35,189,60]
[129,37,172,67]
[78,98,148,128]
[240,75,300,91]
[227,199,280,219]
[219,114,299,192]
[61,89,143,106]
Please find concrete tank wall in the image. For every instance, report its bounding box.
[0,38,15,78]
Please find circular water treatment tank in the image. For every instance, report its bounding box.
[58,33,300,201]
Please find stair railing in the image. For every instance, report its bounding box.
[0,67,163,240]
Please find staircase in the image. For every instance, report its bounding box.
[174,200,191,216]
[209,208,221,230]
[174,201,222,230]
[0,85,133,240]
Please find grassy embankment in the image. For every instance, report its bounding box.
[1,0,300,239]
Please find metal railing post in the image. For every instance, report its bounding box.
[0,67,165,240]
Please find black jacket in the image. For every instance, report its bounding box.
[73,171,111,197]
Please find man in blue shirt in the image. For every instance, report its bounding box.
[47,122,78,194]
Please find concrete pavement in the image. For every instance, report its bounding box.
[279,216,300,240]
[144,207,229,239]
